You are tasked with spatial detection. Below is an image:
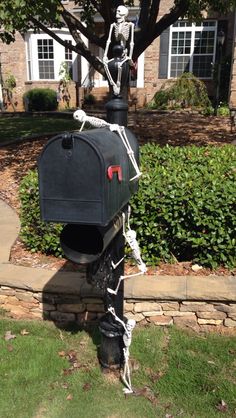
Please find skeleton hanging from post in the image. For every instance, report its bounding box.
[102,5,135,96]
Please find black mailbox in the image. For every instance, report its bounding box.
[38,127,139,226]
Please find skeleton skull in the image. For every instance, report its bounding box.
[126,318,136,332]
[116,5,129,24]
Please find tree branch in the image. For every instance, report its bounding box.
[61,8,104,47]
[30,16,105,76]
[138,0,151,29]
[148,0,161,29]
[134,1,189,59]
[30,16,69,48]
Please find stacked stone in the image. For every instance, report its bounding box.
[0,286,105,323]
[124,300,236,328]
[1,284,236,329]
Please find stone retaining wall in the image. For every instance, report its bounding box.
[1,284,236,331]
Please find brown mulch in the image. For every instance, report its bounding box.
[0,112,235,275]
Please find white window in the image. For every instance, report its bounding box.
[25,30,78,82]
[169,20,217,79]
[65,40,73,78]
[38,38,55,79]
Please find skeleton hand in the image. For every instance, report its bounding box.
[103,55,109,64]
[109,124,121,132]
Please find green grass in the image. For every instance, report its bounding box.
[0,116,80,142]
[0,319,236,418]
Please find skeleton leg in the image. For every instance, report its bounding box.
[108,307,135,393]
[120,127,142,180]
[103,60,120,96]
[115,126,142,180]
[121,348,133,393]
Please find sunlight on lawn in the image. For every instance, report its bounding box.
[0,319,236,418]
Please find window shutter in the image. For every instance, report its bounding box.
[159,27,170,79]
[217,20,228,58]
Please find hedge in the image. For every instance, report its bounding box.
[19,145,236,268]
[23,88,58,111]
[131,144,236,268]
[19,170,63,257]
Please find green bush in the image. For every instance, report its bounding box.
[19,170,63,256]
[23,88,58,111]
[19,146,236,269]
[147,72,211,112]
[217,103,230,117]
[83,93,96,105]
[131,144,236,269]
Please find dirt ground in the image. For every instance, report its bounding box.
[0,112,235,275]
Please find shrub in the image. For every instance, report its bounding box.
[23,88,58,111]
[217,103,230,117]
[147,72,211,112]
[83,93,96,105]
[19,146,236,269]
[19,170,63,256]
[131,144,236,269]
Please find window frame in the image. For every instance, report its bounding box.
[37,38,55,80]
[25,30,78,82]
[168,20,218,79]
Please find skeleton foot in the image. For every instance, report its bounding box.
[107,287,116,295]
[123,387,134,394]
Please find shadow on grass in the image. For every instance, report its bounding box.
[41,260,104,364]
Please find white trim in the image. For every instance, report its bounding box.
[136,52,144,88]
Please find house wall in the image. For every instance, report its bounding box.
[0,31,79,111]
[0,32,27,111]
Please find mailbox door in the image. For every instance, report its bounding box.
[39,133,105,224]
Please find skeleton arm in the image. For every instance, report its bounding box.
[128,22,134,61]
[108,306,135,394]
[103,23,115,62]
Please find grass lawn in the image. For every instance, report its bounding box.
[0,319,236,418]
[0,115,81,143]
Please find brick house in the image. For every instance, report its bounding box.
[0,0,235,111]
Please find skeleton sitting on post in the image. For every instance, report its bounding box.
[102,5,135,96]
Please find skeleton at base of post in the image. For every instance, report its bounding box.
[108,306,136,394]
